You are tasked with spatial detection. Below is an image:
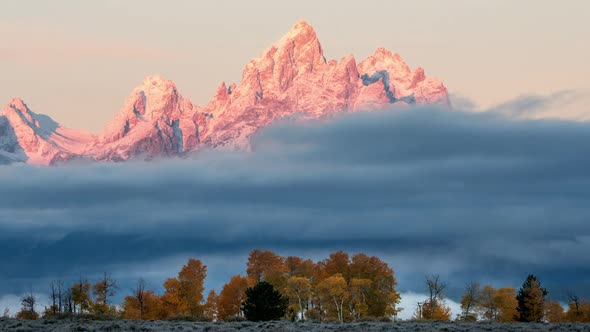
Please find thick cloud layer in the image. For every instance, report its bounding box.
[1,102,590,312]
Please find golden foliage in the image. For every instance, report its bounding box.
[162,258,207,318]
[217,275,249,320]
[416,300,452,321]
[246,249,286,287]
[317,274,349,322]
[122,290,164,320]
[545,300,565,323]
[203,289,218,321]
[285,276,312,320]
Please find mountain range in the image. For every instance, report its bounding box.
[0,20,449,165]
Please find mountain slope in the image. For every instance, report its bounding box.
[87,75,203,161]
[0,20,449,165]
[0,98,93,165]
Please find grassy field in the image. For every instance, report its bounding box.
[1,318,590,332]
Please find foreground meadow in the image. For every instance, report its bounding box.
[1,319,590,332]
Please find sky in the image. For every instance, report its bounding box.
[1,0,590,320]
[1,0,589,132]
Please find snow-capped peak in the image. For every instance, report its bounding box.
[0,21,450,165]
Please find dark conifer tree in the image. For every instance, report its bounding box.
[242,281,288,321]
[515,274,547,322]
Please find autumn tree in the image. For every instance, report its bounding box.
[459,282,480,321]
[162,258,207,318]
[472,285,517,322]
[324,251,350,283]
[417,300,452,321]
[516,274,547,322]
[242,281,288,321]
[92,272,118,316]
[217,275,249,320]
[285,256,314,278]
[564,292,590,322]
[71,275,92,314]
[203,289,218,321]
[120,278,161,320]
[285,276,312,321]
[494,287,518,322]
[246,249,286,288]
[122,289,164,320]
[317,274,349,322]
[307,261,329,320]
[349,253,401,318]
[16,289,38,320]
[478,285,498,321]
[349,278,371,320]
[545,300,565,323]
[580,303,590,323]
[417,274,451,321]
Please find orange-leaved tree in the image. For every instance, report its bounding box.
[246,249,286,289]
[217,275,249,320]
[545,299,565,323]
[122,290,164,320]
[71,276,93,314]
[203,289,218,321]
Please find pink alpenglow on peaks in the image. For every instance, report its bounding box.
[89,74,203,162]
[0,98,93,165]
[0,20,449,165]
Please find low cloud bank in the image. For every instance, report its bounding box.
[1,98,590,305]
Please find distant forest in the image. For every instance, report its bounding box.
[6,249,590,323]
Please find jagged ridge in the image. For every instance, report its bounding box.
[0,20,449,165]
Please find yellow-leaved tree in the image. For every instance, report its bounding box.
[285,276,312,321]
[415,275,451,321]
[71,277,93,314]
[91,272,117,316]
[162,258,207,318]
[349,278,372,320]
[317,273,349,322]
[459,282,480,321]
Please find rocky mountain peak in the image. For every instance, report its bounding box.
[8,97,27,111]
[140,75,177,94]
[0,21,450,165]
[4,97,35,124]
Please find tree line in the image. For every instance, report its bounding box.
[6,249,590,323]
[457,275,590,323]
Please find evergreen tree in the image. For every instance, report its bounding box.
[242,281,288,321]
[515,274,547,322]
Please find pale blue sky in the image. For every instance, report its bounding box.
[1,0,589,131]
